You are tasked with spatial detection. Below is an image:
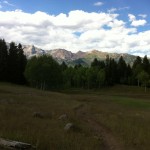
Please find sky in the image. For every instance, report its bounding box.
[0,0,150,56]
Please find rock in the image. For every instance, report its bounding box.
[64,123,74,131]
[58,114,67,120]
[0,138,35,149]
[33,112,44,118]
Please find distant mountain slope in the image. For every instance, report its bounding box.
[23,45,46,57]
[23,45,137,66]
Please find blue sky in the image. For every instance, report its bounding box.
[1,0,149,16]
[1,0,150,17]
[0,0,150,56]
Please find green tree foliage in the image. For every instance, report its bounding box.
[62,67,74,88]
[117,56,128,84]
[17,43,27,84]
[59,55,150,90]
[132,56,150,86]
[137,71,149,92]
[132,56,143,75]
[25,55,62,89]
[0,39,8,81]
[23,52,150,90]
[142,55,150,74]
[126,64,132,85]
[87,67,100,88]
[91,58,99,67]
[73,66,87,88]
[104,56,118,85]
[60,61,68,71]
[111,59,118,84]
[97,69,105,88]
[7,42,18,82]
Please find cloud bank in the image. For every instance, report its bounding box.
[0,9,150,57]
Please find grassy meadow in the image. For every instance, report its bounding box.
[0,83,150,150]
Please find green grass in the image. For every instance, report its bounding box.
[0,83,150,150]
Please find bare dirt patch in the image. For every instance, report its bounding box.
[74,104,124,150]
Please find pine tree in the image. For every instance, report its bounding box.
[0,39,8,81]
[17,43,27,84]
[60,61,68,71]
[117,56,127,84]
[7,42,18,83]
[142,55,150,74]
[91,58,99,67]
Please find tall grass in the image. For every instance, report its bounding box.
[0,83,103,150]
[0,83,150,149]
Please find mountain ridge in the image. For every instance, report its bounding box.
[23,45,138,66]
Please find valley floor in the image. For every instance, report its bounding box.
[0,83,150,150]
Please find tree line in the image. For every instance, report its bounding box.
[24,51,150,91]
[0,38,150,91]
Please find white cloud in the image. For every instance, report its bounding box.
[128,14,136,22]
[138,14,147,18]
[3,0,15,6]
[131,20,147,27]
[108,6,130,13]
[118,6,130,11]
[128,14,147,27]
[94,2,104,6]
[108,8,117,13]
[0,10,150,57]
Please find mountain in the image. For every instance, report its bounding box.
[23,45,46,57]
[47,49,75,61]
[23,45,137,66]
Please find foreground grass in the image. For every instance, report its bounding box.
[0,83,150,150]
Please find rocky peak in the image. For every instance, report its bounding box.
[48,49,74,60]
[23,45,46,57]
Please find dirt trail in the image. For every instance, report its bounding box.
[74,104,124,150]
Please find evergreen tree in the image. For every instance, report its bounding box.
[109,58,118,85]
[126,64,132,85]
[91,58,99,67]
[132,56,142,69]
[105,55,111,85]
[91,58,105,69]
[117,56,127,84]
[142,55,150,74]
[74,64,82,69]
[105,56,117,85]
[17,43,27,84]
[7,42,18,83]
[60,61,68,71]
[0,39,8,81]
